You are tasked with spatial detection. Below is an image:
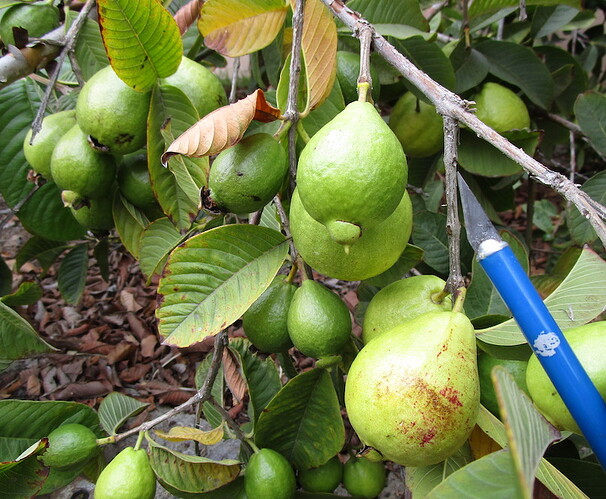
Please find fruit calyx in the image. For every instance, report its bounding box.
[325,219,361,247]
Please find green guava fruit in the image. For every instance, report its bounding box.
[117,154,157,210]
[0,1,59,45]
[161,56,227,118]
[336,51,381,104]
[41,423,98,471]
[65,192,115,232]
[345,311,480,467]
[342,457,386,499]
[23,110,77,180]
[242,276,297,353]
[287,280,351,360]
[244,448,296,499]
[290,188,412,282]
[296,101,407,246]
[76,65,151,155]
[94,447,156,499]
[389,93,444,158]
[478,353,529,417]
[50,125,116,199]
[526,321,606,433]
[207,133,287,214]
[473,82,530,133]
[362,275,451,344]
[298,454,343,493]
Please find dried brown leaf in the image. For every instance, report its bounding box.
[52,381,112,400]
[222,348,247,403]
[106,342,137,364]
[120,364,152,383]
[161,89,281,164]
[140,335,158,358]
[174,0,203,35]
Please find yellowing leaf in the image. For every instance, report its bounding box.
[97,0,183,91]
[154,425,225,445]
[199,0,288,57]
[296,0,337,113]
[161,89,281,163]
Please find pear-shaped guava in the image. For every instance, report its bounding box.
[94,447,156,499]
[345,311,479,467]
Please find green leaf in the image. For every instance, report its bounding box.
[195,355,224,429]
[547,458,606,498]
[469,0,581,19]
[492,367,560,497]
[0,256,10,296]
[15,237,65,272]
[112,192,149,259]
[362,244,424,288]
[0,439,49,498]
[466,232,528,320]
[0,301,55,368]
[475,40,554,109]
[347,0,428,31]
[1,282,43,307]
[94,237,110,282]
[458,129,540,177]
[18,183,86,242]
[70,12,109,80]
[300,78,345,139]
[0,400,101,461]
[574,92,606,157]
[157,224,288,347]
[98,392,149,435]
[395,36,456,91]
[406,445,473,498]
[476,248,606,345]
[57,244,88,305]
[139,217,183,280]
[147,438,241,495]
[476,407,589,498]
[255,368,345,469]
[228,338,281,425]
[450,43,489,95]
[426,449,524,498]
[0,78,39,207]
[531,5,580,39]
[148,85,207,230]
[97,0,183,91]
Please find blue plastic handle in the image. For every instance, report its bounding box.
[480,244,606,467]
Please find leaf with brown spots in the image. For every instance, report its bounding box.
[161,89,281,164]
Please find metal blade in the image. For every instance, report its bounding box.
[457,173,502,253]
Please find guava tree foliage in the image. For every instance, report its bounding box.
[0,0,606,497]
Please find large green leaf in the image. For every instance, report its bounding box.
[57,244,88,305]
[0,400,101,461]
[254,369,345,469]
[476,248,606,345]
[0,301,55,367]
[450,43,489,95]
[406,446,473,498]
[18,183,86,242]
[71,12,109,80]
[148,84,207,230]
[0,439,48,498]
[547,458,606,498]
[475,40,554,109]
[567,171,606,245]
[112,192,149,259]
[147,438,241,495]
[466,232,528,320]
[98,392,149,435]
[96,0,183,91]
[426,449,524,498]
[0,78,39,207]
[395,36,456,91]
[156,224,288,347]
[574,92,606,157]
[469,0,581,18]
[347,0,428,31]
[139,217,183,280]
[492,367,560,497]
[15,237,66,272]
[1,282,43,308]
[531,5,580,40]
[228,338,281,425]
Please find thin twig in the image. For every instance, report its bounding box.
[319,0,606,249]
[285,0,306,189]
[357,25,373,102]
[114,331,228,442]
[31,0,95,139]
[208,399,249,443]
[229,57,240,104]
[0,184,41,231]
[442,117,464,293]
[273,195,297,259]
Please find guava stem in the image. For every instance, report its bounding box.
[451,287,467,313]
[296,121,311,144]
[286,264,297,284]
[134,430,145,451]
[247,439,260,453]
[273,120,292,142]
[431,288,450,305]
[357,82,370,103]
[96,436,116,446]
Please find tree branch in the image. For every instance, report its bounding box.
[319,0,606,249]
